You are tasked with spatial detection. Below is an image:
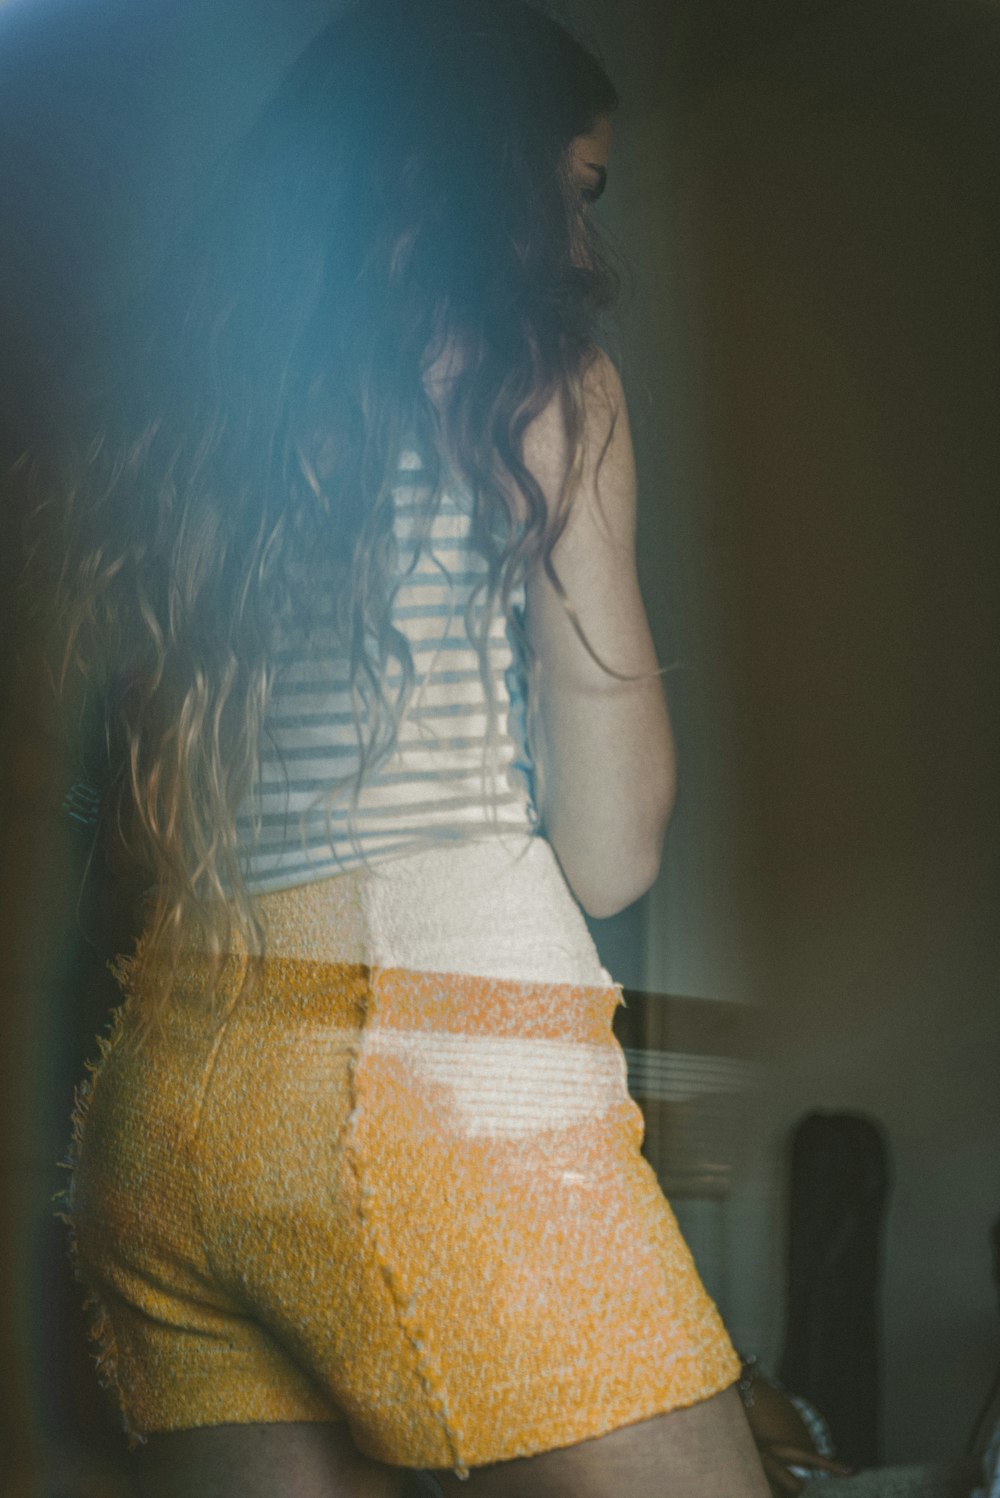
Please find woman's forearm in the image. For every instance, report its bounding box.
[527,549,675,917]
[523,353,676,917]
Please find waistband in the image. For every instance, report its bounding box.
[117,836,619,1045]
[160,953,624,1050]
[194,835,612,989]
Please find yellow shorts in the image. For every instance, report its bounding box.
[58,846,740,1478]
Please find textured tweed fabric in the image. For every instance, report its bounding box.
[57,843,740,1479]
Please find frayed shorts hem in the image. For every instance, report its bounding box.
[115,1361,742,1481]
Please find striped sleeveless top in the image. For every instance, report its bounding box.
[235,450,540,893]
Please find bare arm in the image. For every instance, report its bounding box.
[521,352,676,918]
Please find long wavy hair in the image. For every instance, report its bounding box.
[21,0,621,1035]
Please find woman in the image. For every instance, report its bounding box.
[30,1,770,1493]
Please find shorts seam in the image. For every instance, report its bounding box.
[436,1359,743,1474]
[345,964,472,1481]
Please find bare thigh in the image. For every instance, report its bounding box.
[130,1422,407,1498]
[432,1388,770,1498]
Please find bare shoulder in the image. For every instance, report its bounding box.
[521,349,637,534]
[522,347,628,455]
[580,345,627,416]
[579,349,637,509]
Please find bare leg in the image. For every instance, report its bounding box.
[131,1422,406,1498]
[433,1387,770,1498]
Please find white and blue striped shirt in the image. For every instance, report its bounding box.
[235,451,540,892]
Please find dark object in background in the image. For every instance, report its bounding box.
[965,1208,1000,1464]
[780,1110,891,1469]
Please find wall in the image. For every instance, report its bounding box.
[575,0,1000,1465]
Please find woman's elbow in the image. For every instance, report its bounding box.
[556,775,676,919]
[575,864,657,920]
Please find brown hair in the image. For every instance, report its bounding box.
[22,0,621,1038]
